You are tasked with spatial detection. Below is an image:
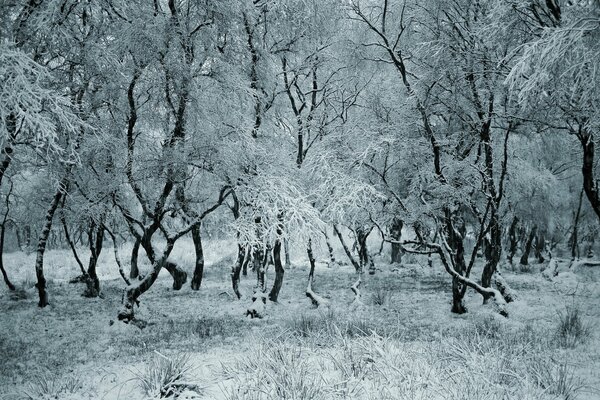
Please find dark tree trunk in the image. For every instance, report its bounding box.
[535,231,545,263]
[242,248,250,276]
[190,225,204,290]
[84,219,104,298]
[390,218,403,264]
[579,130,600,221]
[60,204,86,277]
[231,244,245,299]
[481,213,502,289]
[0,185,15,291]
[246,245,267,318]
[323,230,336,266]
[334,224,360,272]
[14,225,23,251]
[118,240,176,322]
[445,212,467,314]
[356,227,375,275]
[507,216,519,264]
[268,238,284,302]
[520,225,537,267]
[0,223,15,291]
[305,238,325,307]
[571,189,584,260]
[35,179,67,307]
[130,236,140,279]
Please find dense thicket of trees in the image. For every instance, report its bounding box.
[1,0,599,319]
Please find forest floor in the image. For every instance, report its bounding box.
[0,239,599,399]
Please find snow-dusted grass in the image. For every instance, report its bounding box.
[0,242,599,399]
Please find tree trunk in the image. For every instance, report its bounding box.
[118,240,176,322]
[130,236,141,279]
[507,216,519,265]
[334,224,360,271]
[579,131,600,221]
[520,225,537,267]
[323,229,336,267]
[84,219,104,298]
[35,179,67,307]
[246,245,267,318]
[284,238,291,268]
[60,209,86,277]
[268,238,284,302]
[445,212,467,314]
[481,213,502,290]
[231,244,245,299]
[305,238,326,307]
[535,231,545,263]
[571,189,584,260]
[190,224,204,290]
[0,223,15,291]
[390,218,403,264]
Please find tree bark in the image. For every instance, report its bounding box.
[130,236,141,279]
[390,218,403,264]
[60,207,86,277]
[84,219,104,298]
[445,212,467,314]
[118,240,176,322]
[0,185,15,291]
[190,224,204,290]
[284,237,291,268]
[268,238,284,302]
[333,224,360,271]
[507,216,519,265]
[579,131,600,221]
[305,238,326,307]
[519,225,537,267]
[535,230,545,263]
[571,189,584,260]
[35,179,68,307]
[231,244,245,299]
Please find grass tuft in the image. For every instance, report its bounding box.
[134,352,199,398]
[555,305,591,348]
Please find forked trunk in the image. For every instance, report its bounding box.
[118,240,176,322]
[481,213,502,290]
[246,245,267,318]
[519,225,537,267]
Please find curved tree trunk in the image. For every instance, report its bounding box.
[84,219,104,298]
[60,209,86,277]
[190,225,204,290]
[231,244,245,299]
[333,224,360,272]
[520,225,537,267]
[35,179,68,307]
[268,238,284,302]
[118,240,176,322]
[305,238,326,307]
[130,236,141,279]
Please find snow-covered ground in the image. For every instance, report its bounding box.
[1,241,599,399]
